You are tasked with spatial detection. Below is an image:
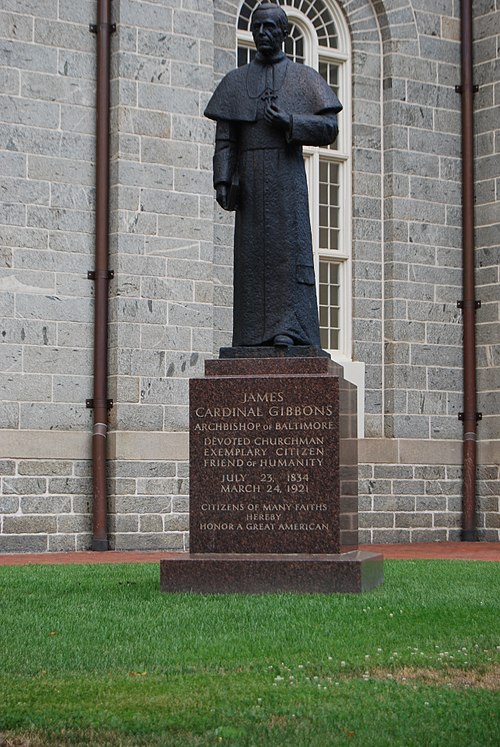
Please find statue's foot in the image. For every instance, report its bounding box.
[273,335,294,348]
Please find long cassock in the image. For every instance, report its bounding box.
[205,51,342,348]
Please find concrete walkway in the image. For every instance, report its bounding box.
[0,542,498,566]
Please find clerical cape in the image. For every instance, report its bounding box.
[205,53,342,348]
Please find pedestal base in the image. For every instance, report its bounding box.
[160,551,383,594]
[219,346,330,359]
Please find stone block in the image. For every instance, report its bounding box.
[0,460,16,477]
[56,515,90,533]
[27,205,93,233]
[136,30,200,65]
[109,514,139,533]
[425,479,461,496]
[72,496,92,514]
[410,529,448,542]
[113,532,186,551]
[388,415,430,439]
[139,514,164,533]
[113,461,177,479]
[0,534,48,553]
[4,515,56,533]
[432,512,462,528]
[0,496,19,513]
[75,533,92,550]
[28,155,94,186]
[414,466,446,479]
[48,477,91,495]
[73,459,92,477]
[171,60,213,92]
[171,115,213,145]
[0,403,20,428]
[396,512,432,528]
[23,346,92,375]
[430,416,462,440]
[141,377,189,406]
[0,202,26,226]
[21,71,95,108]
[2,176,50,206]
[172,495,189,512]
[372,529,410,543]
[0,152,26,179]
[48,535,77,552]
[173,9,212,40]
[359,512,394,528]
[60,104,94,134]
[20,496,72,514]
[111,298,168,325]
[113,496,173,514]
[19,403,92,431]
[168,301,212,329]
[164,513,189,532]
[34,18,91,52]
[53,375,92,404]
[2,476,47,495]
[373,496,415,512]
[415,496,447,512]
[0,39,57,73]
[0,372,52,403]
[119,0,173,30]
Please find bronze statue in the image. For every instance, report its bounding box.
[205,2,342,349]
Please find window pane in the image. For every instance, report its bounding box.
[319,60,339,96]
[286,24,305,64]
[319,160,341,251]
[318,259,341,352]
[319,60,340,150]
[329,328,339,349]
[237,46,255,68]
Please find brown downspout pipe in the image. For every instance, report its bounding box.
[459,0,478,541]
[89,0,114,551]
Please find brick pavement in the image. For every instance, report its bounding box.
[0,543,498,566]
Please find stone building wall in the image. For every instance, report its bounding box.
[106,0,214,550]
[0,0,96,551]
[0,0,498,552]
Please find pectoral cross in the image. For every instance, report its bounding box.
[261,87,277,105]
[261,65,276,105]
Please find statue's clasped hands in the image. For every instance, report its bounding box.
[264,102,291,131]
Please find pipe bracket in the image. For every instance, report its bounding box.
[86,398,114,410]
[458,412,482,422]
[457,299,481,309]
[89,23,117,34]
[88,270,114,280]
[455,84,479,94]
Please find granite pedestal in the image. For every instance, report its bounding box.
[160,350,383,593]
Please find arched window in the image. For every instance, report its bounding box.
[237,0,352,358]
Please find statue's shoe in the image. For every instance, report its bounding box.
[273,335,294,347]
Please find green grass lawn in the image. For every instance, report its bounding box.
[0,560,499,746]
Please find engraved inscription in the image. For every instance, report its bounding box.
[189,375,341,553]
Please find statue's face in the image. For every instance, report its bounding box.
[251,10,286,56]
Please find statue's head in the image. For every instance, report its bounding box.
[251,2,289,57]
